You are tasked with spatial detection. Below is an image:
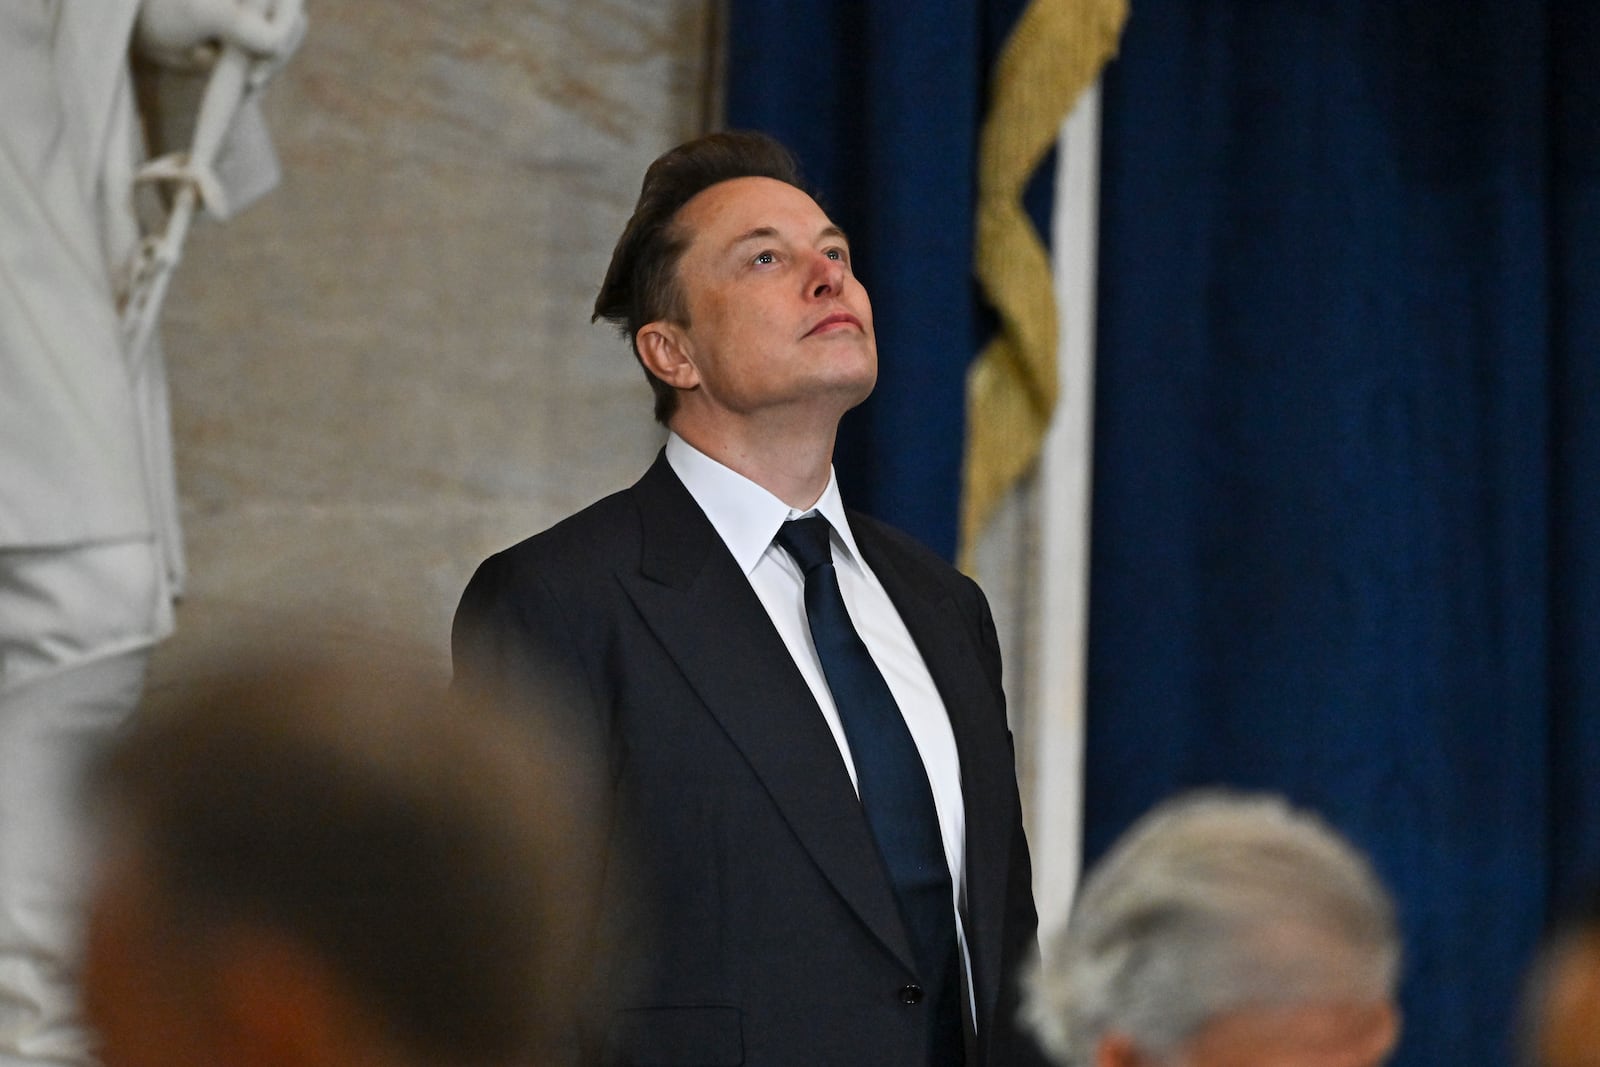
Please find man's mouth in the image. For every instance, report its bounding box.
[806,312,862,337]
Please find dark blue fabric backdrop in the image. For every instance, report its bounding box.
[726,1,1044,561]
[1087,4,1600,1064]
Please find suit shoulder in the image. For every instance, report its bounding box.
[848,511,981,596]
[848,511,942,562]
[453,481,645,689]
[477,483,643,581]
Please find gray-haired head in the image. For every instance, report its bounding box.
[1024,790,1401,1066]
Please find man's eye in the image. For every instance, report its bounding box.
[825,248,845,261]
[753,251,777,265]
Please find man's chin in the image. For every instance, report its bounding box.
[826,370,877,413]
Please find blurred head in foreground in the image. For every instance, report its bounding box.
[1521,886,1600,1067]
[80,648,603,1067]
[1026,791,1401,1067]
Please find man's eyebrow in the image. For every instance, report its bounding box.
[723,224,852,254]
[725,226,780,254]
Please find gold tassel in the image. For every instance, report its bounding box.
[960,0,1128,571]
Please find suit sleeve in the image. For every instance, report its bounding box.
[451,550,626,1066]
[970,577,1053,1067]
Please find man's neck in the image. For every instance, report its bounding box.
[669,417,837,512]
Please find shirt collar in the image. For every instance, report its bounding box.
[665,432,863,576]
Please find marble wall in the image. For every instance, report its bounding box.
[147,0,717,687]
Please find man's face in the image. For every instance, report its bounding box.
[80,850,216,1067]
[1533,931,1600,1067]
[653,176,876,429]
[1165,999,1400,1067]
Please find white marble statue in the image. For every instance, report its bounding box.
[0,3,300,1063]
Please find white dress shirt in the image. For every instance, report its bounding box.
[664,433,971,951]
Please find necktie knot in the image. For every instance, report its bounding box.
[775,515,834,574]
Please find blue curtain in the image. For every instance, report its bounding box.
[726,1,1043,561]
[1086,3,1600,1063]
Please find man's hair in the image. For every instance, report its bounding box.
[592,130,806,424]
[1024,790,1401,1066]
[88,646,604,1067]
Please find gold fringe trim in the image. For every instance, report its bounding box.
[960,0,1128,570]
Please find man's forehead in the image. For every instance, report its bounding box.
[676,176,838,243]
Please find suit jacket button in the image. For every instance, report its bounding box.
[899,983,925,1005]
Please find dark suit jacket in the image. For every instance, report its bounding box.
[453,451,1046,1067]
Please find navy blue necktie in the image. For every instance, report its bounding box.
[775,515,963,1067]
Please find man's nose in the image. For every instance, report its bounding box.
[808,252,845,298]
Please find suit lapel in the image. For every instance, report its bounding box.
[617,455,917,974]
[854,522,1018,1031]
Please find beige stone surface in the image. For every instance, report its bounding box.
[148,0,715,688]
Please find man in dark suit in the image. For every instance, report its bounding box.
[453,131,1045,1067]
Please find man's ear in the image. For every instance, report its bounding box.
[636,321,699,392]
